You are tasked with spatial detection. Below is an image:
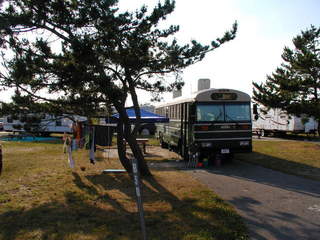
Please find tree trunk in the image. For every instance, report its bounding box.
[114,104,152,177]
[116,120,132,173]
[124,127,151,176]
[126,76,151,176]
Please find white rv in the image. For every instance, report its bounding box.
[3,114,86,135]
[252,105,318,136]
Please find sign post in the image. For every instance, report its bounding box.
[132,157,147,240]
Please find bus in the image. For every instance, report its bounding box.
[155,88,252,165]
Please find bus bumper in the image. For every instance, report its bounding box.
[196,139,252,155]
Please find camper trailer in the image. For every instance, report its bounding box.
[2,114,86,135]
[252,105,318,136]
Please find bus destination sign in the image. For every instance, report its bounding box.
[211,93,237,100]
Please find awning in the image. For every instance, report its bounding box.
[111,108,169,123]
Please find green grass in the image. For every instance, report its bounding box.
[0,140,248,240]
[237,140,320,181]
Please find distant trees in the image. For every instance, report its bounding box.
[140,103,155,113]
[0,0,237,175]
[253,25,320,133]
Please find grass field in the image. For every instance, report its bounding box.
[237,140,320,181]
[0,140,248,240]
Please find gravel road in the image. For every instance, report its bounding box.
[188,161,320,240]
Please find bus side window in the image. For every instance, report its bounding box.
[174,105,177,119]
[186,103,189,120]
[172,105,176,119]
[172,105,175,119]
[197,107,201,120]
[172,106,175,119]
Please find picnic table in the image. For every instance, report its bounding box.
[123,138,149,154]
[137,138,149,154]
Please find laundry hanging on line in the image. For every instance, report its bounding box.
[67,144,75,169]
[63,135,75,169]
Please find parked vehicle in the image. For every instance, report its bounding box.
[0,118,3,131]
[155,88,253,163]
[2,114,86,135]
[138,123,156,135]
[252,105,318,136]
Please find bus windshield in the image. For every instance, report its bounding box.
[196,103,251,122]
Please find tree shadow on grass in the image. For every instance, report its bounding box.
[0,192,138,240]
[83,172,249,240]
[0,171,249,240]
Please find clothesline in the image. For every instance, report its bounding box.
[63,126,96,169]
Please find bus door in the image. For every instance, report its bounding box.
[181,103,189,158]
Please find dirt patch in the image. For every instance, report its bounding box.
[97,146,182,161]
[145,146,182,161]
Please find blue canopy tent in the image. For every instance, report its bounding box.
[110,108,169,123]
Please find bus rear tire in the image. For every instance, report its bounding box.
[160,138,168,149]
[224,153,234,163]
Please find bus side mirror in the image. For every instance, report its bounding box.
[254,114,259,120]
[253,104,258,115]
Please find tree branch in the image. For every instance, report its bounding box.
[15,84,60,103]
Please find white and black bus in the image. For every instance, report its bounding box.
[155,88,252,164]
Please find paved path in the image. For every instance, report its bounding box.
[188,161,320,240]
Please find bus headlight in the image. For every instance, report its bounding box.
[201,142,212,147]
[240,141,250,146]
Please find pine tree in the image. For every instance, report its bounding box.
[0,0,237,175]
[253,25,320,133]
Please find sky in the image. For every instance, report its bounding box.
[1,0,319,105]
[120,0,320,105]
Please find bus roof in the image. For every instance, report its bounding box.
[156,88,251,108]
